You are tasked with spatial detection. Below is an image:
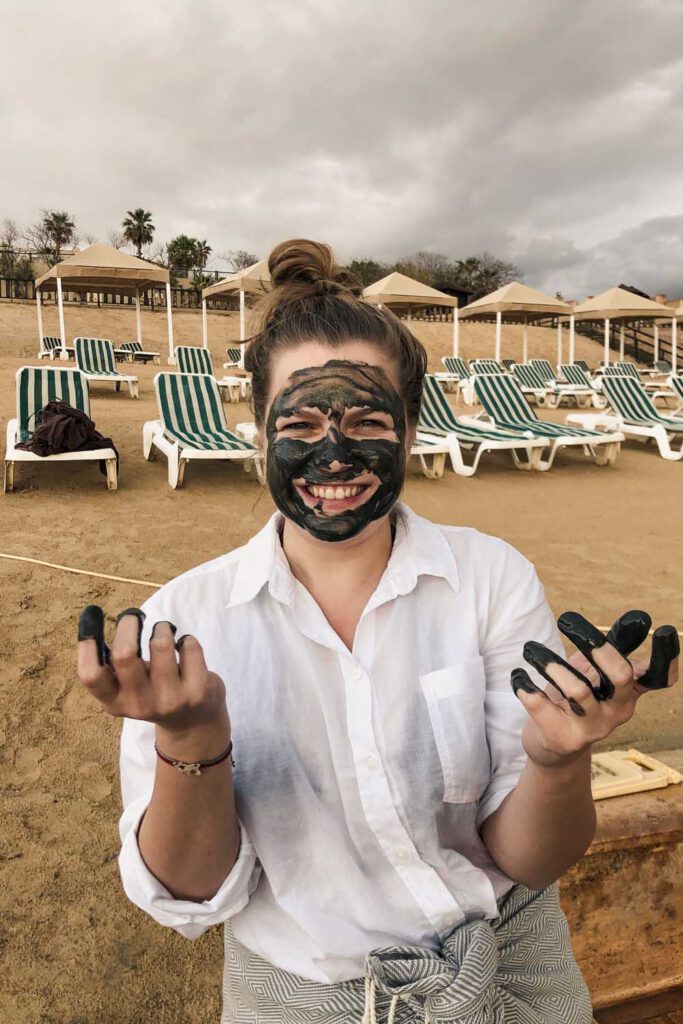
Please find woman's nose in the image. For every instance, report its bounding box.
[322,459,352,474]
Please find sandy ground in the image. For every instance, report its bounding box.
[1,300,681,1023]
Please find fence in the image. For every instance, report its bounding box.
[0,276,239,311]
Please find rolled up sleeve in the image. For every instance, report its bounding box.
[118,715,261,939]
[476,545,565,830]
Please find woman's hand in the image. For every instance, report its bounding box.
[512,610,679,769]
[77,606,229,753]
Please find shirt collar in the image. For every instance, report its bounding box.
[226,503,460,610]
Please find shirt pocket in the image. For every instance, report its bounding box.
[419,657,490,804]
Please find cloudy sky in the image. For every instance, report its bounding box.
[2,0,682,299]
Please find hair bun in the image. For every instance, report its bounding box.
[268,239,362,299]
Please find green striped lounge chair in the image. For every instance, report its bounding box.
[470,359,505,375]
[581,375,683,461]
[119,341,160,365]
[602,362,660,393]
[575,360,591,373]
[416,374,548,475]
[175,345,246,403]
[529,359,556,383]
[511,363,560,406]
[39,336,74,359]
[558,364,606,409]
[143,373,264,488]
[74,338,139,398]
[224,346,244,368]
[4,366,117,492]
[472,373,623,469]
[434,356,470,394]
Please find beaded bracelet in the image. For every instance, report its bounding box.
[155,739,234,776]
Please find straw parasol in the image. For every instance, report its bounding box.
[458,282,572,364]
[362,272,460,353]
[201,260,271,358]
[35,243,172,359]
[572,287,675,368]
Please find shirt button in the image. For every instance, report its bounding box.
[352,665,363,680]
[396,849,410,862]
[366,755,379,771]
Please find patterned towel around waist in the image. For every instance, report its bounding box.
[221,883,592,1024]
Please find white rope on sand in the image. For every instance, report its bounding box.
[0,552,681,636]
[0,552,163,589]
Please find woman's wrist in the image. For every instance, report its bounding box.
[155,712,231,762]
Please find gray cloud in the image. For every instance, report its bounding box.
[1,0,682,297]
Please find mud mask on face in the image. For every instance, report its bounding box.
[265,360,407,542]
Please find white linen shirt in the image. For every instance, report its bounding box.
[119,503,564,984]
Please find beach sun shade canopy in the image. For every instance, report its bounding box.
[572,287,674,322]
[35,243,169,294]
[458,282,572,321]
[362,272,458,310]
[202,259,271,301]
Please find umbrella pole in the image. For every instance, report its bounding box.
[672,317,678,375]
[135,291,142,347]
[653,324,659,363]
[202,298,208,348]
[36,288,44,354]
[619,324,625,361]
[166,282,174,362]
[452,308,459,357]
[604,319,610,365]
[557,320,562,366]
[522,317,528,363]
[569,315,575,365]
[239,290,245,342]
[495,311,502,361]
[57,277,67,360]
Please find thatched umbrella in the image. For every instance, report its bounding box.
[458,282,572,364]
[362,272,460,354]
[572,287,675,368]
[201,260,271,362]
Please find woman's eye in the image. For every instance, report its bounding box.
[358,418,389,429]
[280,421,315,431]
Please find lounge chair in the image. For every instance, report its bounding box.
[575,360,591,374]
[223,347,243,368]
[567,376,683,461]
[4,366,117,492]
[39,336,74,360]
[469,358,505,374]
[600,362,661,393]
[558,364,606,408]
[639,359,672,378]
[74,337,139,398]
[511,363,560,406]
[416,374,548,474]
[143,373,264,488]
[467,373,623,469]
[502,359,517,370]
[118,341,160,365]
[529,358,557,382]
[434,356,470,395]
[175,345,247,402]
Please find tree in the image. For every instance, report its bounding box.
[223,249,259,273]
[194,239,211,273]
[394,251,453,287]
[452,252,521,300]
[122,208,155,258]
[41,209,76,264]
[167,234,199,279]
[345,258,388,287]
[0,218,20,276]
[107,228,125,249]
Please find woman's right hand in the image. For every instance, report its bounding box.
[77,606,230,752]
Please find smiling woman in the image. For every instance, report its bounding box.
[76,238,677,1024]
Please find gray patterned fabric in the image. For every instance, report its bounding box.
[221,883,592,1023]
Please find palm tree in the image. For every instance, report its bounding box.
[193,239,212,273]
[122,208,155,258]
[42,210,75,263]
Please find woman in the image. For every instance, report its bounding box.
[77,239,679,1024]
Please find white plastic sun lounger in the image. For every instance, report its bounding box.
[118,341,161,365]
[39,336,74,360]
[434,356,471,395]
[143,373,264,488]
[5,366,117,492]
[467,373,623,469]
[567,375,683,461]
[175,346,247,402]
[417,374,548,475]
[74,337,139,398]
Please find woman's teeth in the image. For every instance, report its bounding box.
[306,484,365,500]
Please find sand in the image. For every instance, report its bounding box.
[1,299,681,1022]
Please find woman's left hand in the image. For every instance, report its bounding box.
[512,610,679,769]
